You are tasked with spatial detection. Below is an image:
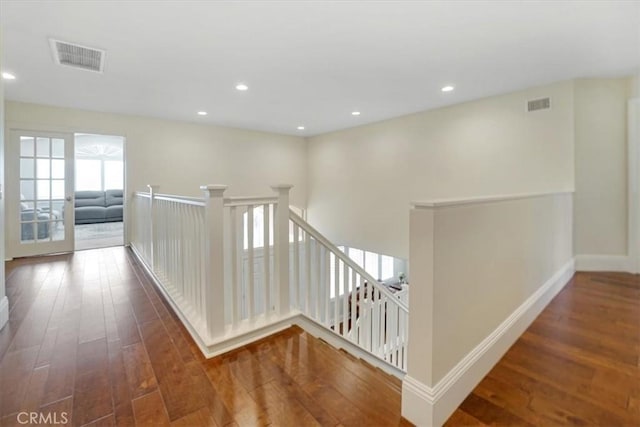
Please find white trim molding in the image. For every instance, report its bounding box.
[628,98,640,274]
[574,254,633,272]
[0,296,9,330]
[412,190,574,209]
[402,258,575,426]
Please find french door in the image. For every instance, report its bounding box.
[8,130,75,257]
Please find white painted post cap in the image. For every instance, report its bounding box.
[199,184,228,191]
[271,184,294,190]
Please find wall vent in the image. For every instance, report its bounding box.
[527,97,551,112]
[49,39,105,73]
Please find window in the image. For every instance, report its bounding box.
[75,135,124,191]
[340,245,402,282]
[380,255,394,280]
[75,159,102,191]
[104,160,124,190]
[75,159,123,191]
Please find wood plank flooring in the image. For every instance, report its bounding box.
[0,247,407,426]
[0,248,638,426]
[445,272,640,426]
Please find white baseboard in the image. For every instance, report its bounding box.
[0,296,9,331]
[402,258,575,426]
[574,254,633,273]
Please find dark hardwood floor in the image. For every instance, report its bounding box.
[445,272,640,426]
[0,247,408,427]
[0,248,638,426]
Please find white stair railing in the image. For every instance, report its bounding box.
[289,211,409,371]
[131,183,409,371]
[130,184,291,344]
[132,189,210,334]
[132,191,152,263]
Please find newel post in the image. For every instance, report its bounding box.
[147,185,159,269]
[201,184,228,339]
[272,184,293,315]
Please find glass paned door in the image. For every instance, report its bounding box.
[10,131,74,257]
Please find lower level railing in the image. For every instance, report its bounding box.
[131,184,409,372]
[289,211,409,371]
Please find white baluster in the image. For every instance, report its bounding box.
[333,253,339,332]
[342,260,349,338]
[389,298,397,365]
[350,269,357,342]
[229,206,238,324]
[378,292,383,357]
[305,231,311,315]
[263,204,271,313]
[314,239,321,319]
[293,224,300,310]
[147,185,159,270]
[236,207,245,320]
[247,205,255,319]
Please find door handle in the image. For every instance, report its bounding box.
[65,196,72,202]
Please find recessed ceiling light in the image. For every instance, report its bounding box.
[297,126,305,130]
[2,72,16,80]
[235,83,249,91]
[351,111,361,116]
[197,111,208,116]
[441,85,455,92]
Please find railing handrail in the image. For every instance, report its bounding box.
[134,191,205,207]
[224,196,278,207]
[136,192,279,208]
[289,210,409,313]
[155,194,205,207]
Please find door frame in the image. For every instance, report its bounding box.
[73,132,127,251]
[7,129,75,257]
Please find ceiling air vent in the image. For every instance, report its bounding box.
[527,97,551,112]
[49,39,105,73]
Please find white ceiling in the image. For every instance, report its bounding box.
[1,1,639,136]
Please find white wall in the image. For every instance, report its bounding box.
[5,101,307,202]
[430,194,573,381]
[307,81,575,259]
[631,74,639,98]
[0,36,8,329]
[574,78,631,257]
[4,101,307,256]
[403,192,574,426]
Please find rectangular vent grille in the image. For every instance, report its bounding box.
[50,39,105,73]
[527,97,551,112]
